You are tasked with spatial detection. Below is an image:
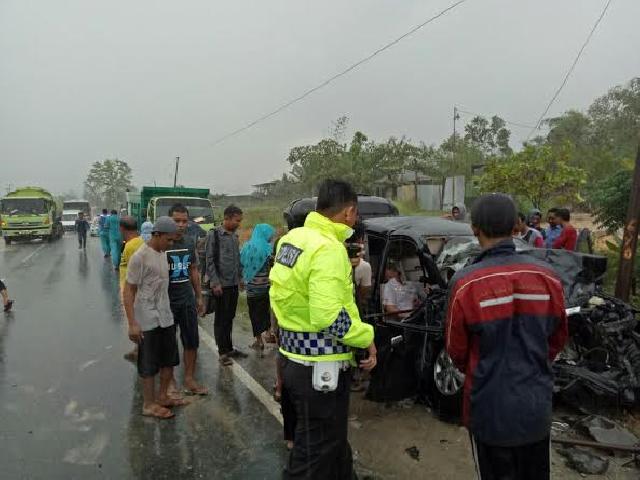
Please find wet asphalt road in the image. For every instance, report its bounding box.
[0,235,287,479]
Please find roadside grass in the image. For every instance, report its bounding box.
[234,203,288,242]
[395,200,444,218]
[242,205,285,230]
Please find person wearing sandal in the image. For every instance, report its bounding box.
[168,204,208,396]
[205,205,247,366]
[122,217,187,419]
[240,223,276,353]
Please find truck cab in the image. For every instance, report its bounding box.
[127,187,216,233]
[147,196,215,232]
[61,210,81,232]
[0,187,63,244]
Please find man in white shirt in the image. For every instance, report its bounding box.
[383,263,418,319]
[123,216,187,419]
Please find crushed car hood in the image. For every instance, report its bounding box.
[436,239,607,307]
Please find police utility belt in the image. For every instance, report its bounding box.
[280,328,350,393]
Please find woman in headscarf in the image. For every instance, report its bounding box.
[240,223,276,351]
[527,208,544,235]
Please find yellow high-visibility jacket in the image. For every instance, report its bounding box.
[269,212,374,363]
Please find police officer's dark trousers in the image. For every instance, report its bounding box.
[282,356,354,480]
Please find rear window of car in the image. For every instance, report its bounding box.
[359,202,396,217]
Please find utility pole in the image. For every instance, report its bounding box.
[615,141,640,301]
[173,157,180,188]
[451,106,459,207]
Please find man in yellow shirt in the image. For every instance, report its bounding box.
[270,179,376,479]
[119,216,145,362]
[119,217,145,290]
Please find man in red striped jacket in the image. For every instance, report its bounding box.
[445,193,568,480]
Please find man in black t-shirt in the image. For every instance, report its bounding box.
[168,204,208,396]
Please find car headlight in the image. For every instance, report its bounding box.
[0,220,6,228]
[43,218,50,225]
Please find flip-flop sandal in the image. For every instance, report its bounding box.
[160,397,190,407]
[219,356,233,366]
[142,405,174,419]
[183,386,209,396]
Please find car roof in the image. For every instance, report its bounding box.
[284,195,398,228]
[364,215,473,238]
[287,195,393,210]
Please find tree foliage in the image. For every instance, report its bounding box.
[283,115,498,198]
[589,168,633,233]
[464,115,512,157]
[269,78,638,213]
[478,143,586,209]
[546,78,639,183]
[84,159,133,209]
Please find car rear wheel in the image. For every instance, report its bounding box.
[4,237,11,245]
[428,347,464,421]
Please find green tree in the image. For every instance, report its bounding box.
[478,143,586,209]
[84,159,133,209]
[589,168,633,233]
[464,115,512,157]
[588,77,640,162]
[545,78,639,183]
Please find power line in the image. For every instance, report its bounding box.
[457,108,539,130]
[527,0,613,140]
[207,0,469,148]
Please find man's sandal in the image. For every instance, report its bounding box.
[142,405,174,419]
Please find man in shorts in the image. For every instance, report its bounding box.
[168,204,208,395]
[122,216,186,419]
[119,216,145,363]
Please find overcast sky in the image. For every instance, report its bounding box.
[1,0,638,195]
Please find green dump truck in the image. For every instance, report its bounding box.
[0,187,64,244]
[126,186,216,232]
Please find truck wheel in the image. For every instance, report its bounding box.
[428,347,464,422]
[4,237,11,245]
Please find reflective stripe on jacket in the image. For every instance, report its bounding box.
[269,212,374,363]
[445,240,568,446]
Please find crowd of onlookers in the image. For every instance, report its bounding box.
[446,203,581,251]
[517,207,578,250]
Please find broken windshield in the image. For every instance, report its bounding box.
[436,237,608,307]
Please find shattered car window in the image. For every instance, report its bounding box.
[435,236,479,284]
[436,237,607,308]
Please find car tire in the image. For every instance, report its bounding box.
[427,347,464,422]
[4,237,11,245]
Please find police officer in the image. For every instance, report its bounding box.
[270,179,377,480]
